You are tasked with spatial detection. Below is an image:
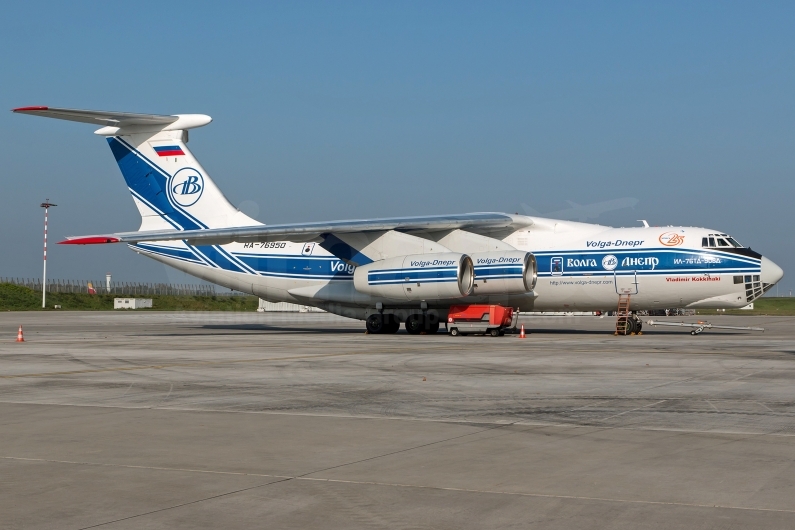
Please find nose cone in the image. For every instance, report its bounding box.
[761,256,784,286]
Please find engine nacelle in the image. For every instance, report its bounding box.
[354,253,474,301]
[470,251,537,295]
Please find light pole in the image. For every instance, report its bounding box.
[40,200,57,308]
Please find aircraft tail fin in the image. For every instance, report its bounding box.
[107,132,258,231]
[13,106,260,231]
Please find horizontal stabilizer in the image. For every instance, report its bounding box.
[12,106,211,134]
[13,106,178,126]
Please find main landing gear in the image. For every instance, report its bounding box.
[404,314,440,335]
[365,313,440,334]
[365,313,400,334]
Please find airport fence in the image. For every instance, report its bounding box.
[0,277,246,296]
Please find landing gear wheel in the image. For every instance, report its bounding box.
[382,315,400,333]
[625,318,637,335]
[450,328,460,336]
[405,314,423,335]
[366,314,385,334]
[634,319,643,333]
[405,314,439,334]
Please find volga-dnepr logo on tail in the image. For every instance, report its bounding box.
[168,168,204,207]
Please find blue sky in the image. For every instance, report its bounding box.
[1,1,793,293]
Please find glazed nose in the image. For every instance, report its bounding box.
[761,256,784,286]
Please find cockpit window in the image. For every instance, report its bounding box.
[702,234,744,249]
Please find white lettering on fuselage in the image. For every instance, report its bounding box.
[621,256,659,269]
[567,258,597,268]
[331,261,356,274]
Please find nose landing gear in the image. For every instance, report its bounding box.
[616,314,643,335]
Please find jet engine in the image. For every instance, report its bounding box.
[469,251,537,295]
[353,253,474,301]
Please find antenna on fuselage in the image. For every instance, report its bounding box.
[637,220,649,228]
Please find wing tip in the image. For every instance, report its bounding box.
[59,236,120,245]
[13,106,49,113]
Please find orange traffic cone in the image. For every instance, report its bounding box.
[519,324,526,339]
[16,325,24,342]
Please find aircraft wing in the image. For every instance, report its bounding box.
[60,212,531,246]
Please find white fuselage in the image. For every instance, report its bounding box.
[130,217,776,320]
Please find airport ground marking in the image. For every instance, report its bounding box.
[5,455,795,516]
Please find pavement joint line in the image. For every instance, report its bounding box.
[2,400,794,436]
[0,456,292,479]
[726,368,770,383]
[0,349,411,379]
[619,360,761,397]
[598,399,668,421]
[557,360,767,419]
[4,456,795,516]
[295,421,518,479]
[76,476,294,530]
[757,401,775,412]
[295,477,795,515]
[39,422,519,528]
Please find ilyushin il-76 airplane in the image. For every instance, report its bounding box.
[14,106,784,334]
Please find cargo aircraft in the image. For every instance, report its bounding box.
[14,107,784,334]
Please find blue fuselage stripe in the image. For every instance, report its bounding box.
[130,243,762,283]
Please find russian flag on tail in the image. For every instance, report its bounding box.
[153,145,185,157]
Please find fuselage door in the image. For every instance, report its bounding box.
[614,270,639,295]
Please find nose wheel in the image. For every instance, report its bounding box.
[617,315,643,335]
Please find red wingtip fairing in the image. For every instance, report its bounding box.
[12,106,49,112]
[59,237,120,245]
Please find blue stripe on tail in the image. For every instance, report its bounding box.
[108,137,176,219]
[108,137,208,230]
